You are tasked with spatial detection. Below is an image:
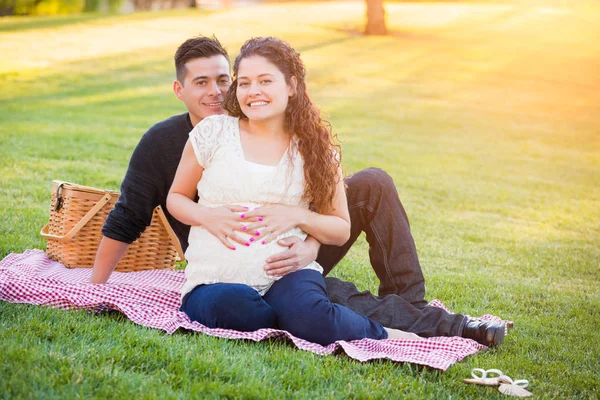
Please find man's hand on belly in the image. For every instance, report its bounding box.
[264,236,320,277]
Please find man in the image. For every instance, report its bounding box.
[91,36,504,346]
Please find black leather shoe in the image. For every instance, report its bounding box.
[461,319,506,347]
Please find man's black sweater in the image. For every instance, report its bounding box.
[102,113,194,251]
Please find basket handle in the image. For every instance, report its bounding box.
[40,194,113,242]
[155,205,185,261]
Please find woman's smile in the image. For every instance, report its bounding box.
[248,101,269,107]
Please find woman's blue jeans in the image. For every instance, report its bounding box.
[181,269,388,346]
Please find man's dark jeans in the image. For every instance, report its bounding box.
[317,168,466,337]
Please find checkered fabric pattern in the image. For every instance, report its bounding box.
[0,250,511,370]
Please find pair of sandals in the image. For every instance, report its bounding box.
[464,368,533,397]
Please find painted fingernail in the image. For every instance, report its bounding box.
[240,214,246,219]
[241,226,247,231]
[245,242,250,246]
[249,237,255,242]
[243,206,249,209]
[255,232,260,236]
[258,217,263,221]
[261,241,266,245]
[232,247,236,250]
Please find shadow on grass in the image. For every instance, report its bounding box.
[310,5,525,44]
[296,35,361,53]
[312,23,439,42]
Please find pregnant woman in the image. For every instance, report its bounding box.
[167,37,419,345]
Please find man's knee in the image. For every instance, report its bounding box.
[345,168,396,197]
[324,276,360,306]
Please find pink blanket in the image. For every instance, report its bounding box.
[0,250,509,370]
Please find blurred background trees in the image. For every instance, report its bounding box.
[1,0,124,15]
[0,0,193,15]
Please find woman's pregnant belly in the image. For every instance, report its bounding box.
[184,224,308,293]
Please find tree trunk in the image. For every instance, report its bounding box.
[0,0,17,15]
[364,0,387,36]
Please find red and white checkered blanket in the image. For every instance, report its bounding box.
[0,250,509,370]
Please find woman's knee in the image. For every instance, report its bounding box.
[266,271,339,343]
[266,270,326,312]
[182,283,276,331]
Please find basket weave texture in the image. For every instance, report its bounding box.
[41,181,183,272]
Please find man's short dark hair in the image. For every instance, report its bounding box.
[174,35,230,84]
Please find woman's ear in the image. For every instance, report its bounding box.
[288,76,298,97]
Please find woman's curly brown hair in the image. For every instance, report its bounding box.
[223,37,342,213]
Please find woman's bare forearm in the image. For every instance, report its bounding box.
[166,192,208,227]
[297,208,350,246]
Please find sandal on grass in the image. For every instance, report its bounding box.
[498,375,533,397]
[464,368,533,397]
[463,368,505,386]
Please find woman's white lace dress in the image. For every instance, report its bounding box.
[180,115,323,298]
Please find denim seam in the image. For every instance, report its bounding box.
[368,205,398,295]
[348,199,368,213]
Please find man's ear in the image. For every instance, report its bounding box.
[288,76,298,97]
[173,80,184,101]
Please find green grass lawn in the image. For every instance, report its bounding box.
[1,2,599,398]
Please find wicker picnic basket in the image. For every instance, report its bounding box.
[40,180,184,272]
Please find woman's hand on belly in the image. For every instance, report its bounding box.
[240,204,309,244]
[198,205,252,250]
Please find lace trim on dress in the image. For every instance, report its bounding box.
[189,115,242,168]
